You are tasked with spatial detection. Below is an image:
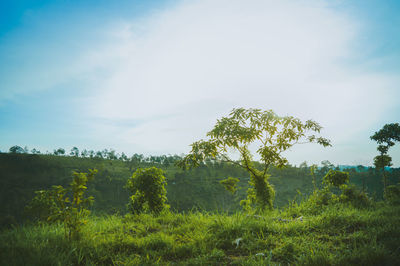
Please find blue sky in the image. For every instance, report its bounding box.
[0,0,399,166]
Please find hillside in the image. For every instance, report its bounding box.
[1,152,398,228]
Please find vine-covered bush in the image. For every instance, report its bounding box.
[126,167,168,215]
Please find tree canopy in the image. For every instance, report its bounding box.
[370,123,400,192]
[178,108,330,210]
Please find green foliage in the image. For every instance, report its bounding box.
[219,177,240,195]
[25,169,97,240]
[385,184,400,205]
[323,169,349,187]
[301,188,337,211]
[9,145,25,153]
[374,154,392,169]
[126,167,168,215]
[178,108,330,211]
[371,123,400,193]
[240,170,276,212]
[370,123,400,148]
[1,152,396,227]
[25,189,58,222]
[339,184,370,208]
[3,204,400,265]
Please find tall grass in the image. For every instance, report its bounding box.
[1,201,400,265]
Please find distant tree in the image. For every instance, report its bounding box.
[162,155,171,167]
[95,151,103,159]
[299,161,308,168]
[319,160,334,176]
[81,149,88,158]
[70,147,79,157]
[101,149,108,159]
[31,148,41,154]
[323,169,349,188]
[356,165,366,191]
[9,145,25,154]
[119,152,128,161]
[371,123,400,193]
[107,149,118,160]
[371,123,400,148]
[128,154,144,173]
[54,148,65,156]
[178,108,330,211]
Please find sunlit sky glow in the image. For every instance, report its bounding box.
[1,0,399,166]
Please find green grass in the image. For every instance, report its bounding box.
[1,202,400,265]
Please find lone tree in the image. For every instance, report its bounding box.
[9,145,25,154]
[370,123,400,192]
[178,108,330,211]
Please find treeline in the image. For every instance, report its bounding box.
[6,145,181,166]
[1,149,399,229]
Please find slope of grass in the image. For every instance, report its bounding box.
[1,202,399,265]
[3,152,396,229]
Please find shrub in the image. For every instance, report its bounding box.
[339,184,370,208]
[126,167,168,215]
[323,170,349,187]
[305,188,337,209]
[385,184,400,205]
[25,169,97,240]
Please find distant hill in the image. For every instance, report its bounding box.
[1,152,398,228]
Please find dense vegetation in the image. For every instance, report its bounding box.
[1,151,400,264]
[1,190,400,265]
[1,151,398,228]
[1,119,399,265]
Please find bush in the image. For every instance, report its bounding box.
[323,170,349,187]
[303,188,337,211]
[339,184,370,208]
[385,184,400,205]
[126,167,168,215]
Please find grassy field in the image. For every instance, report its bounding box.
[1,153,399,265]
[1,200,399,265]
[1,152,393,228]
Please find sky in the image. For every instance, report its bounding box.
[0,0,399,167]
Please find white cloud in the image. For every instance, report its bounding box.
[7,0,394,166]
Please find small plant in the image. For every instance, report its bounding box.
[126,167,168,215]
[25,169,97,240]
